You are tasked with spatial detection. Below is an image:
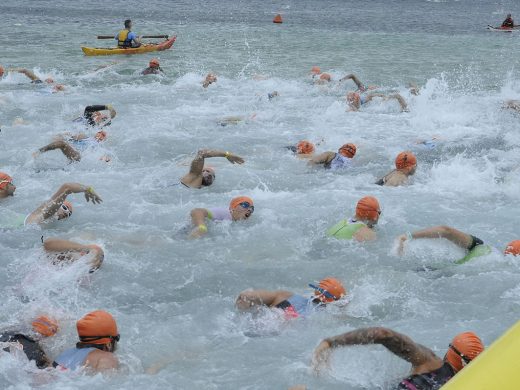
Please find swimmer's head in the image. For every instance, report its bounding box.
[507,13,512,18]
[77,310,119,351]
[311,277,346,303]
[319,73,331,82]
[0,172,16,197]
[297,140,315,155]
[53,84,65,92]
[32,315,59,337]
[0,66,4,78]
[95,130,107,142]
[310,66,321,75]
[444,332,484,373]
[93,111,111,127]
[202,166,216,186]
[339,143,356,158]
[203,73,217,88]
[229,196,254,221]
[395,151,417,174]
[355,196,381,225]
[347,92,361,108]
[504,240,520,256]
[57,200,73,220]
[149,58,160,68]
[44,78,54,84]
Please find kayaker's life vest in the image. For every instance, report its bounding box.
[396,362,454,390]
[117,29,131,48]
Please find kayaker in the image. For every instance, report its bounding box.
[188,196,254,238]
[180,148,245,188]
[0,316,59,369]
[0,172,16,199]
[501,14,515,28]
[34,130,108,163]
[53,310,119,372]
[396,225,520,264]
[347,91,408,112]
[375,151,417,186]
[309,143,356,170]
[0,182,102,228]
[43,238,104,273]
[115,19,141,48]
[142,58,163,75]
[312,327,484,389]
[326,196,381,241]
[236,277,346,318]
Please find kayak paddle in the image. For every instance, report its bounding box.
[97,35,169,39]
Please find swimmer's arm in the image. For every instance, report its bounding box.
[340,74,366,91]
[43,238,104,271]
[309,152,335,165]
[199,149,245,164]
[400,226,473,249]
[11,68,39,81]
[235,290,293,311]
[84,350,119,373]
[182,152,206,185]
[320,327,435,368]
[189,208,210,238]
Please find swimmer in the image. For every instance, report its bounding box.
[312,327,484,389]
[285,140,315,159]
[1,182,101,228]
[43,238,104,273]
[203,73,217,88]
[142,58,163,75]
[0,315,59,369]
[189,196,254,238]
[339,73,376,92]
[236,277,346,319]
[180,149,244,188]
[308,66,331,84]
[6,68,65,92]
[327,196,381,241]
[375,151,417,186]
[53,310,119,372]
[75,104,116,128]
[310,143,356,170]
[0,172,16,199]
[503,100,520,112]
[347,91,408,112]
[116,19,141,48]
[34,130,108,163]
[397,226,520,264]
[267,91,279,100]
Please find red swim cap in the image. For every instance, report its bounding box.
[445,332,484,372]
[297,140,315,155]
[395,151,417,170]
[230,196,254,210]
[505,240,520,256]
[355,196,380,222]
[311,66,321,75]
[0,172,13,190]
[32,316,59,337]
[339,143,356,158]
[77,310,118,345]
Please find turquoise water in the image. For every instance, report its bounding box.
[1,0,520,389]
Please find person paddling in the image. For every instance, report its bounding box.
[501,14,515,28]
[115,19,141,48]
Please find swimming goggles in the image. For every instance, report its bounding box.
[61,204,72,217]
[449,344,472,366]
[239,202,254,213]
[0,179,12,187]
[309,284,337,301]
[79,334,120,343]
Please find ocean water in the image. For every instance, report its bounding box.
[1,0,520,388]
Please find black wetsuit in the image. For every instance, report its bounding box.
[0,331,49,368]
[83,105,109,126]
[396,362,454,389]
[502,18,514,28]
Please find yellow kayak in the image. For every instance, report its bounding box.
[81,36,176,56]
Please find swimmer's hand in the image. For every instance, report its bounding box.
[84,187,103,204]
[397,234,409,256]
[226,153,244,164]
[189,224,207,239]
[312,340,332,376]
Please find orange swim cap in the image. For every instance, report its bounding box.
[230,196,254,210]
[95,130,107,142]
[395,151,417,170]
[297,140,315,155]
[149,58,160,68]
[320,73,331,82]
[504,240,520,256]
[77,310,118,345]
[0,172,13,190]
[339,143,356,158]
[445,331,484,372]
[355,196,380,222]
[32,316,59,337]
[311,66,321,75]
[273,14,283,23]
[315,277,346,303]
[0,66,4,77]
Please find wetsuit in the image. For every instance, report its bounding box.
[324,153,352,170]
[397,362,454,389]
[455,235,491,264]
[274,294,321,318]
[327,218,365,239]
[83,105,110,126]
[0,331,49,368]
[206,208,232,221]
[53,346,97,370]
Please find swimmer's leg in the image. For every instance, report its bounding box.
[37,140,81,162]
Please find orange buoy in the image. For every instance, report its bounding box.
[273,14,283,24]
